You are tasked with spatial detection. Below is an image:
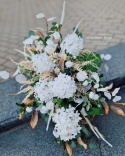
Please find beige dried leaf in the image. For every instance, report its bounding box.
[59,54,67,72]
[111,103,125,107]
[24,97,35,105]
[65,142,72,156]
[77,137,87,149]
[19,113,23,119]
[30,110,38,129]
[107,82,113,90]
[101,101,109,115]
[110,105,125,116]
[31,29,44,40]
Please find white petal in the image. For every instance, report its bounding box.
[104,64,109,72]
[94,83,99,89]
[97,87,109,92]
[112,88,120,96]
[30,35,39,40]
[104,54,112,60]
[0,71,9,79]
[81,108,87,116]
[113,96,121,102]
[26,107,33,113]
[15,74,27,84]
[75,98,83,104]
[13,68,20,77]
[83,80,88,86]
[104,92,111,99]
[36,13,45,18]
[47,17,56,22]
[40,106,48,114]
[93,94,99,100]
[100,54,104,59]
[23,37,33,45]
[89,92,94,99]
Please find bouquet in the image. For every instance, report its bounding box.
[1,1,125,156]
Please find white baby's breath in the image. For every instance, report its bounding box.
[36,13,45,18]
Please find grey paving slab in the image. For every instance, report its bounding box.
[0,86,125,156]
[0,79,24,122]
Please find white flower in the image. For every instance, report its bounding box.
[36,13,45,18]
[101,54,104,59]
[75,98,83,104]
[47,17,56,21]
[104,92,111,99]
[34,79,54,103]
[60,33,83,56]
[26,107,32,113]
[83,80,88,86]
[113,96,121,102]
[30,35,39,40]
[52,105,81,141]
[93,94,99,100]
[36,41,44,52]
[23,37,33,45]
[0,71,9,80]
[15,74,27,84]
[104,54,112,60]
[32,53,56,74]
[53,31,60,40]
[112,88,120,96]
[45,38,57,54]
[91,72,100,83]
[40,105,49,114]
[97,86,109,92]
[76,72,88,81]
[94,83,99,89]
[49,73,77,99]
[46,101,54,110]
[81,108,87,116]
[65,61,74,68]
[89,92,94,99]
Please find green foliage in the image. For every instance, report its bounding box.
[82,126,92,138]
[44,116,48,124]
[34,76,40,81]
[29,30,35,36]
[75,132,81,139]
[53,98,58,103]
[16,103,25,107]
[69,141,76,148]
[41,113,46,119]
[91,107,102,115]
[89,142,97,150]
[100,97,105,102]
[36,100,41,107]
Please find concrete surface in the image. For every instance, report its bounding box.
[0,86,125,156]
[0,0,125,78]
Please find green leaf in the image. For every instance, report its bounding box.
[91,107,101,115]
[77,144,84,149]
[87,64,98,72]
[57,99,62,105]
[34,76,39,81]
[82,126,92,137]
[41,113,46,119]
[68,97,74,102]
[100,97,105,102]
[16,103,25,107]
[89,142,97,150]
[86,110,94,117]
[27,57,31,61]
[52,22,57,25]
[69,141,76,148]
[75,133,81,139]
[78,33,82,38]
[29,30,35,36]
[44,116,48,124]
[53,98,58,103]
[36,100,41,107]
[76,56,84,61]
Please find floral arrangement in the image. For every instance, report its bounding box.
[1,1,125,156]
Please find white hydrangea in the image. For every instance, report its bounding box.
[76,71,88,81]
[49,73,77,99]
[52,106,82,141]
[65,61,74,68]
[60,33,83,56]
[34,79,54,103]
[45,38,58,54]
[32,53,56,74]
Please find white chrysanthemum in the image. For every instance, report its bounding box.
[32,53,56,74]
[34,79,54,103]
[49,73,77,99]
[60,33,83,56]
[52,106,82,141]
[65,61,74,68]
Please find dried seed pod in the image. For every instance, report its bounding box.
[19,113,23,119]
[24,97,35,105]
[101,101,109,115]
[31,29,44,40]
[65,142,72,156]
[30,110,38,129]
[107,82,113,90]
[59,54,67,72]
[110,105,125,116]
[77,137,87,149]
[112,103,125,107]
